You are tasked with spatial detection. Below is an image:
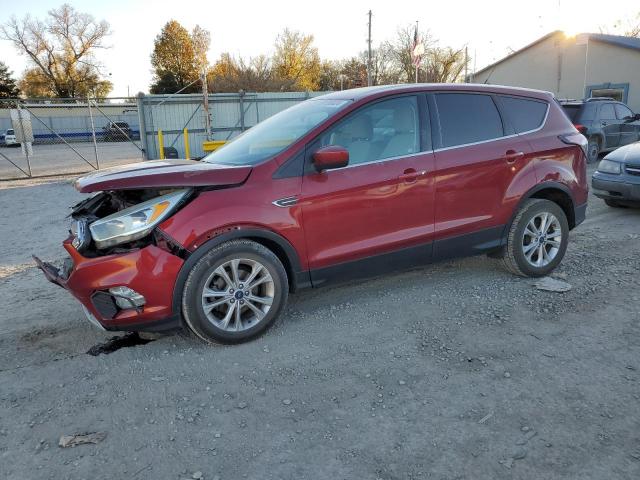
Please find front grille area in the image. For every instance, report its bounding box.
[625,165,640,176]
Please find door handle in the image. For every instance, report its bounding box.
[504,150,524,163]
[398,169,427,182]
[602,121,608,126]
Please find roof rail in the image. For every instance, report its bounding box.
[586,97,616,102]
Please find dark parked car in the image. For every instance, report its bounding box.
[102,121,133,141]
[592,142,640,208]
[35,84,588,344]
[560,98,640,162]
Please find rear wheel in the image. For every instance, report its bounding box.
[587,137,600,163]
[502,199,569,277]
[182,240,288,344]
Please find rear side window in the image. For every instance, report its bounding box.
[497,96,548,133]
[615,104,633,119]
[435,93,503,148]
[600,103,616,120]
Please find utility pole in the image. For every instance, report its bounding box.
[465,46,469,83]
[367,10,373,86]
[201,71,212,140]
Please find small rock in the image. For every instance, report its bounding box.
[534,277,572,293]
[237,402,247,409]
[282,399,292,406]
[503,372,511,378]
[192,472,203,479]
[398,380,406,385]
[151,376,164,382]
[512,448,527,460]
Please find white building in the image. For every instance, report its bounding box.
[471,31,640,112]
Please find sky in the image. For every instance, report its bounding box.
[1,0,639,97]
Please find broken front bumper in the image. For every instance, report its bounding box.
[34,237,184,332]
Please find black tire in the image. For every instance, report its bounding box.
[501,199,569,277]
[604,199,627,208]
[587,137,600,163]
[181,239,288,344]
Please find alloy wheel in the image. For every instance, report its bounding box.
[521,212,562,268]
[201,258,274,332]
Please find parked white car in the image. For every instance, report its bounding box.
[3,129,18,146]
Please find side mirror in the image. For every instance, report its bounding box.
[312,145,349,172]
[626,113,640,123]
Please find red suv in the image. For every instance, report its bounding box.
[35,84,588,344]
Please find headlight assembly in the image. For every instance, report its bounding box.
[597,159,622,174]
[89,190,188,249]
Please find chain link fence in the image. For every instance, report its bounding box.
[0,92,327,180]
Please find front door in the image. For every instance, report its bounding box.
[300,95,435,284]
[615,103,639,147]
[599,103,621,149]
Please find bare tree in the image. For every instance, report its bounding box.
[1,3,111,98]
[191,25,211,74]
[384,26,434,83]
[423,46,468,83]
[208,53,295,93]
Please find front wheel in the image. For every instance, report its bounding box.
[182,240,288,344]
[502,199,569,277]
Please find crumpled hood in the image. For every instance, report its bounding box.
[75,160,252,193]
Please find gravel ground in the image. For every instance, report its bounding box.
[0,142,143,180]
[1,166,639,480]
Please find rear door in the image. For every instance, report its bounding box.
[615,103,638,146]
[599,103,621,149]
[300,95,435,282]
[430,92,542,258]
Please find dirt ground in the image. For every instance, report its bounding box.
[1,166,639,480]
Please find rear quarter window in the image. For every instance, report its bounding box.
[435,93,504,148]
[497,96,548,133]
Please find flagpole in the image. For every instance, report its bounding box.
[415,21,419,83]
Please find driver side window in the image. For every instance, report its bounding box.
[319,96,420,166]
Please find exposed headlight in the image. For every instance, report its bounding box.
[597,159,622,174]
[89,190,188,249]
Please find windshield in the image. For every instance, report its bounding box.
[203,98,350,166]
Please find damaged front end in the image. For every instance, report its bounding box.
[34,187,193,332]
[68,188,191,257]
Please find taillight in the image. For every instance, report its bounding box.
[573,124,587,135]
[559,132,588,158]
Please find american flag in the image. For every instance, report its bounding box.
[412,25,424,67]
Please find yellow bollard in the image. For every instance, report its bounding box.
[183,128,190,159]
[158,129,165,160]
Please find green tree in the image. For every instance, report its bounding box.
[1,4,112,98]
[150,20,203,94]
[272,29,320,91]
[0,61,20,98]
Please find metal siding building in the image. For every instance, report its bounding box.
[471,31,640,112]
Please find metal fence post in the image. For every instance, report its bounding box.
[136,92,149,160]
[239,90,245,131]
[15,100,32,177]
[87,97,100,169]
